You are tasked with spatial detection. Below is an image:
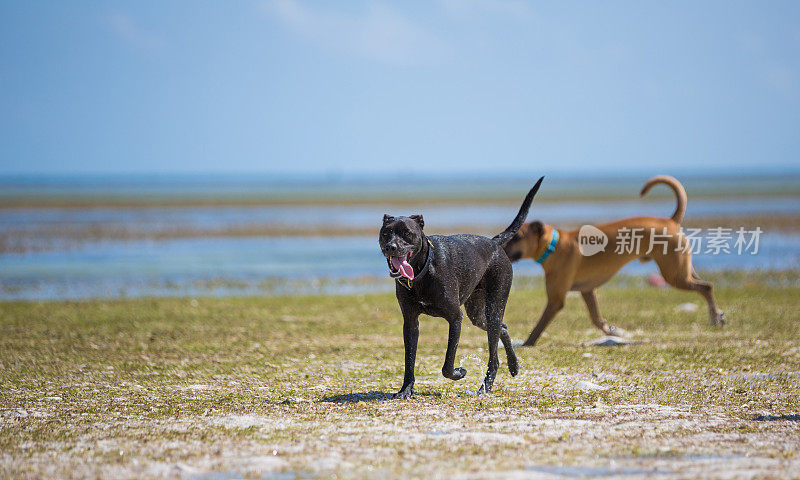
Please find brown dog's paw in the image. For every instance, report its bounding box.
[712,310,727,327]
[607,325,630,337]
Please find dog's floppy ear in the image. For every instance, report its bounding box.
[409,214,424,230]
[383,214,395,224]
[530,221,544,237]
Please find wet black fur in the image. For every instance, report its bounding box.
[378,177,544,398]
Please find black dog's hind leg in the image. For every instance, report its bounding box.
[478,313,501,395]
[499,322,518,377]
[393,308,420,399]
[442,309,467,381]
[478,269,513,395]
[465,290,518,377]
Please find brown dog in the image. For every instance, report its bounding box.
[504,175,725,346]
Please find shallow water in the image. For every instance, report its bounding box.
[2,233,798,301]
[2,174,798,301]
[526,464,672,477]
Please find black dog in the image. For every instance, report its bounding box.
[379,177,544,398]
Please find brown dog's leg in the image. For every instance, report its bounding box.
[656,255,725,326]
[522,274,572,347]
[522,300,563,346]
[522,297,566,346]
[523,275,571,346]
[676,277,725,326]
[581,289,613,335]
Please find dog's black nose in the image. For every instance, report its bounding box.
[384,243,397,255]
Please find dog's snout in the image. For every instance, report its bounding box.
[383,242,398,255]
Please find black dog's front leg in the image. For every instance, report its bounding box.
[442,311,467,381]
[393,312,419,399]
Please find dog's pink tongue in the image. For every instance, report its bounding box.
[390,257,414,280]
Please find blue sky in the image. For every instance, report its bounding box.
[1,1,798,176]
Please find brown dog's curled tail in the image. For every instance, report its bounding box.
[640,175,687,224]
[493,176,544,246]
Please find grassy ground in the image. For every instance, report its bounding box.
[1,273,799,479]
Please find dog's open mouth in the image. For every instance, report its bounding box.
[387,251,414,280]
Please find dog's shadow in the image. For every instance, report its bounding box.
[319,391,390,403]
[319,390,442,403]
[753,414,800,422]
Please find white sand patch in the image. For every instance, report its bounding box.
[309,453,354,471]
[237,454,288,474]
[567,380,608,391]
[209,415,272,429]
[145,462,203,477]
[423,430,527,445]
[181,384,210,391]
[676,302,699,312]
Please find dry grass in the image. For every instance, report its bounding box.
[1,273,799,479]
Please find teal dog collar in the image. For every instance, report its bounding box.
[535,229,559,264]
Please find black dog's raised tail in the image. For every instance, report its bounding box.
[493,176,544,246]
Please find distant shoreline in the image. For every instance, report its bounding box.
[3,168,800,183]
[2,191,799,209]
[2,172,799,208]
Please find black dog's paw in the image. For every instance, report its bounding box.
[475,382,490,395]
[508,356,519,377]
[444,367,466,381]
[391,387,414,400]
